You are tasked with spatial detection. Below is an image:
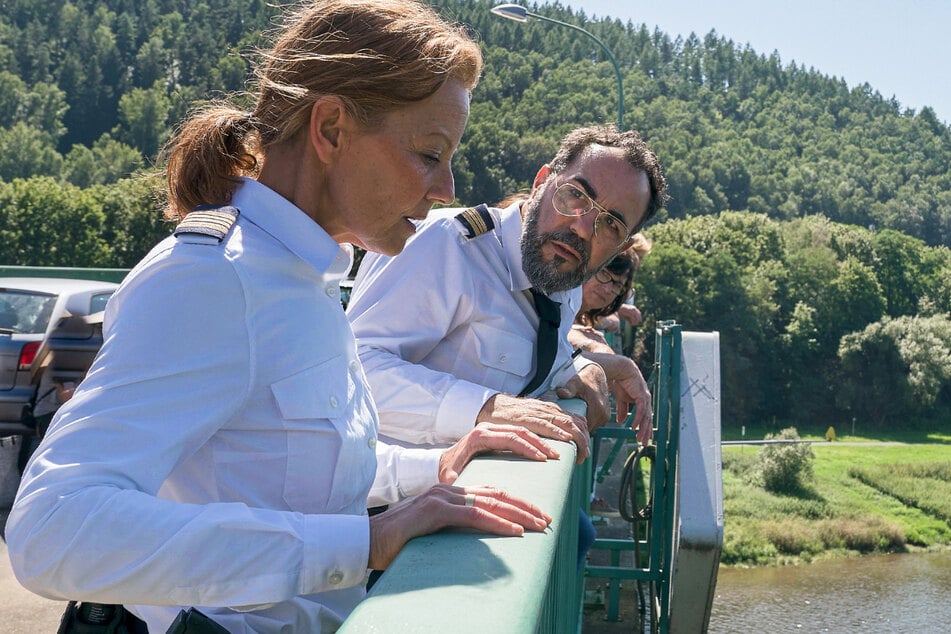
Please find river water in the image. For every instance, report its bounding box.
[707,552,951,633]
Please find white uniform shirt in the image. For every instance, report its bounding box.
[348,203,587,446]
[7,178,436,633]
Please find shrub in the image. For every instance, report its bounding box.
[755,427,815,493]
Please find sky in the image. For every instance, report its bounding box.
[534,0,951,125]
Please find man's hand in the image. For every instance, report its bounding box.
[580,352,653,443]
[556,363,610,433]
[595,313,622,333]
[568,324,609,349]
[616,303,643,327]
[477,394,590,463]
[438,422,560,483]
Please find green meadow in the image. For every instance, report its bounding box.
[719,429,951,567]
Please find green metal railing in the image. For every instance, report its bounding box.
[584,321,682,632]
[343,323,686,633]
[341,412,585,633]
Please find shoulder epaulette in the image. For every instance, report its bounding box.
[174,205,240,243]
[454,204,495,239]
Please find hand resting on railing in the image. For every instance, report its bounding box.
[437,421,561,483]
[367,482,553,570]
[476,393,591,462]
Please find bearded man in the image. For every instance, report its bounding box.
[348,125,668,461]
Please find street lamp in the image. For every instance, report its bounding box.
[489,3,625,130]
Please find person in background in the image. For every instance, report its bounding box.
[570,238,653,445]
[571,233,651,354]
[6,2,552,632]
[569,241,652,518]
[582,232,653,332]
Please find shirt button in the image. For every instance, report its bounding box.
[499,354,507,364]
[367,436,377,449]
[330,396,339,408]
[329,570,344,585]
[326,286,337,297]
[349,361,360,373]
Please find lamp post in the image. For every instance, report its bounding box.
[489,3,624,130]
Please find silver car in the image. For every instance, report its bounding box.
[0,278,118,434]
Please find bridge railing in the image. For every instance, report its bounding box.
[342,322,722,634]
[341,400,588,633]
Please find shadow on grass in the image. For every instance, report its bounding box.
[767,483,825,502]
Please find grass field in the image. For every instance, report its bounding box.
[720,437,951,567]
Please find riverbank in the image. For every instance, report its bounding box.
[720,434,951,567]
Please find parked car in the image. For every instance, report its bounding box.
[0,278,118,435]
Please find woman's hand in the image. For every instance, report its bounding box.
[368,484,552,570]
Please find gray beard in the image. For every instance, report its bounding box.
[520,195,591,294]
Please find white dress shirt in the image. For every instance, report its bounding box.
[348,203,587,446]
[7,178,436,633]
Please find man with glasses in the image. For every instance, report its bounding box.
[347,125,667,461]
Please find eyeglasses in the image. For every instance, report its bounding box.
[594,269,627,294]
[551,179,630,250]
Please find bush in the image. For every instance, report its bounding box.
[755,427,815,493]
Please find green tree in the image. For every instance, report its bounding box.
[63,134,142,188]
[0,176,110,266]
[116,81,171,158]
[0,123,62,181]
[873,230,927,316]
[838,315,951,427]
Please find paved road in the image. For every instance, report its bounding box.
[1,506,68,633]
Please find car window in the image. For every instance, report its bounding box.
[89,292,114,314]
[0,291,57,334]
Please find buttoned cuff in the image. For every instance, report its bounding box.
[300,514,370,594]
[435,380,498,441]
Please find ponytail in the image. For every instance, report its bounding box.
[162,105,260,220]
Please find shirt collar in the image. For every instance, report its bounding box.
[231,178,352,279]
[497,201,532,292]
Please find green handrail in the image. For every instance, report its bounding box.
[584,322,682,632]
[341,403,586,633]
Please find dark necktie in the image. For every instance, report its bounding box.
[520,288,562,396]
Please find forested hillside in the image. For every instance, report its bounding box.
[1,0,949,427]
[2,0,949,242]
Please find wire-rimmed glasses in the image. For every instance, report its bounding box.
[551,179,630,250]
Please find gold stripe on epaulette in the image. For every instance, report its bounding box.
[460,207,488,236]
[174,207,239,241]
